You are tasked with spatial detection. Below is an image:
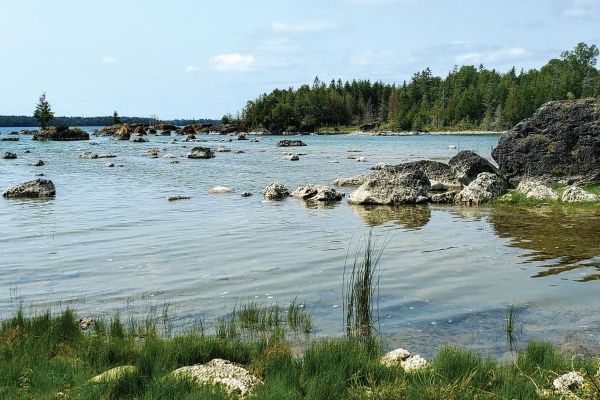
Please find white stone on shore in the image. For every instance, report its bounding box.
[380,348,411,367]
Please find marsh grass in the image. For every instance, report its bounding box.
[504,304,522,352]
[0,306,598,399]
[344,231,388,341]
[495,183,600,207]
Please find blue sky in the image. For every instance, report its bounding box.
[1,0,599,119]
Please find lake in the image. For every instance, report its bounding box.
[1,128,599,357]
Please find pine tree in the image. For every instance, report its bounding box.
[112,111,121,125]
[33,93,54,129]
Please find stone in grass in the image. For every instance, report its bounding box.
[91,366,137,383]
[170,359,261,396]
[380,348,411,367]
[167,195,191,201]
[561,185,598,203]
[208,186,234,194]
[380,348,428,372]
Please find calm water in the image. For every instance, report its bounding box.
[1,128,600,356]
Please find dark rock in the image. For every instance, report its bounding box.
[187,147,214,159]
[237,134,248,140]
[358,123,376,132]
[3,152,17,159]
[156,123,178,131]
[1,137,18,141]
[430,191,459,204]
[241,192,253,197]
[448,150,499,185]
[33,126,89,141]
[492,99,600,184]
[3,179,55,199]
[79,152,98,159]
[284,154,299,161]
[277,140,306,147]
[131,136,148,143]
[31,160,45,167]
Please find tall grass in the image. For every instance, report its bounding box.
[504,304,522,352]
[343,231,388,340]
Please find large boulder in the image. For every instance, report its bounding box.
[262,182,290,200]
[348,170,431,205]
[3,179,56,199]
[111,124,133,140]
[455,172,508,205]
[492,99,600,184]
[561,185,598,203]
[187,147,214,159]
[33,126,89,141]
[381,160,462,191]
[3,152,17,159]
[448,151,499,185]
[171,359,261,396]
[291,185,343,202]
[516,180,558,201]
[277,140,306,147]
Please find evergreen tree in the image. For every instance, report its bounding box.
[112,111,121,125]
[33,93,54,129]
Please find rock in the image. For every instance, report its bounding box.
[111,124,133,140]
[241,192,253,197]
[291,185,343,202]
[277,140,306,147]
[180,125,197,135]
[148,148,160,157]
[552,372,584,396]
[167,195,191,201]
[3,152,17,159]
[148,128,157,134]
[430,191,459,204]
[170,359,261,396]
[184,134,196,142]
[170,160,180,164]
[79,152,98,159]
[359,123,376,132]
[492,99,600,184]
[348,170,431,205]
[133,125,147,135]
[448,144,457,149]
[400,355,429,372]
[158,130,172,136]
[188,147,214,159]
[335,174,370,187]
[561,185,598,203]
[33,126,89,141]
[357,157,368,162]
[3,179,56,199]
[31,160,45,167]
[1,137,18,141]
[97,153,116,158]
[208,186,234,194]
[104,162,123,167]
[77,317,94,330]
[91,366,137,383]
[237,134,248,140]
[380,348,411,367]
[251,138,260,143]
[216,147,231,153]
[235,150,245,154]
[156,123,178,131]
[448,151,499,185]
[24,150,31,153]
[262,182,290,200]
[516,180,558,200]
[131,136,148,143]
[163,153,175,158]
[455,172,509,205]
[35,173,44,177]
[370,163,389,170]
[284,154,299,161]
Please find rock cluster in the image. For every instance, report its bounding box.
[380,348,429,372]
[33,126,89,141]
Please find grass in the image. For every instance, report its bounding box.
[494,183,600,207]
[1,308,597,399]
[504,305,522,352]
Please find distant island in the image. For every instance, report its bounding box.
[0,115,218,128]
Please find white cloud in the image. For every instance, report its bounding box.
[455,47,528,65]
[210,53,256,72]
[101,56,117,64]
[185,65,200,73]
[563,0,600,19]
[272,19,337,33]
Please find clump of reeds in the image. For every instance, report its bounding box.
[344,231,387,341]
[504,304,522,352]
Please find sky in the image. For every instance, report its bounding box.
[1,0,599,119]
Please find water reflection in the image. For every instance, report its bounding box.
[489,206,600,281]
[350,204,431,229]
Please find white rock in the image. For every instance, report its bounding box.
[552,371,584,395]
[380,348,411,367]
[91,366,137,383]
[400,355,428,372]
[561,185,598,203]
[209,186,234,194]
[163,153,176,158]
[517,180,558,200]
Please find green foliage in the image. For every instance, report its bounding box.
[112,111,121,125]
[33,92,54,129]
[237,43,600,133]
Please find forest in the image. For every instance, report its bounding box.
[234,43,600,133]
[0,115,216,128]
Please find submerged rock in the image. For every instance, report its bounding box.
[284,154,299,161]
[516,180,558,201]
[455,172,508,205]
[492,99,600,184]
[291,185,343,202]
[187,147,214,159]
[3,152,17,159]
[448,151,499,185]
[241,191,253,197]
[348,170,431,205]
[3,179,56,199]
[170,359,261,396]
[167,195,191,201]
[208,186,234,194]
[79,152,98,159]
[277,140,306,147]
[262,182,290,200]
[1,137,18,141]
[561,185,598,203]
[31,160,45,167]
[33,126,89,141]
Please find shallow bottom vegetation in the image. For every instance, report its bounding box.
[1,309,599,399]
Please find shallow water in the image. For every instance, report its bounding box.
[1,128,600,357]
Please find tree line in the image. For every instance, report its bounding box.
[234,42,600,133]
[0,114,217,128]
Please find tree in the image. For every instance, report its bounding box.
[33,93,54,129]
[112,111,121,125]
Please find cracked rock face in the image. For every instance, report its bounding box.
[448,150,499,186]
[348,170,431,205]
[516,180,558,201]
[171,359,261,396]
[561,185,598,203]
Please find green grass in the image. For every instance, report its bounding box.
[494,183,600,207]
[1,307,598,399]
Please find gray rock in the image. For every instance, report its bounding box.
[516,180,558,200]
[561,186,598,203]
[430,191,459,204]
[187,147,215,159]
[455,172,509,205]
[241,191,253,197]
[348,170,431,205]
[262,182,290,200]
[167,195,191,201]
[216,147,231,152]
[3,152,17,159]
[31,160,45,167]
[448,151,499,185]
[291,185,343,202]
[79,152,98,159]
[284,154,299,161]
[3,179,56,199]
[131,136,148,143]
[334,173,371,187]
[277,140,306,147]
